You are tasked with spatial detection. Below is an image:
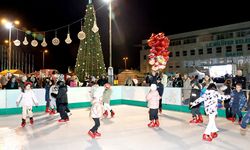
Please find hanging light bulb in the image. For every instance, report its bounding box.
[13,30,21,46]
[31,38,38,47]
[41,33,47,47]
[91,20,99,33]
[65,25,72,44]
[41,37,47,47]
[23,36,29,45]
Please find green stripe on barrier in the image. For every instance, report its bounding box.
[0,99,246,117]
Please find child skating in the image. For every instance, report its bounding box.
[102,83,115,118]
[190,83,230,141]
[16,82,38,127]
[88,87,104,138]
[146,84,161,128]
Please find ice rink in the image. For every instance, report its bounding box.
[0,105,249,150]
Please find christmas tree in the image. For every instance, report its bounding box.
[75,2,106,82]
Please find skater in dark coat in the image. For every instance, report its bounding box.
[56,81,69,122]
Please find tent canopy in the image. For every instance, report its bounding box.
[0,69,24,75]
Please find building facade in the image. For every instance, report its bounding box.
[140,21,250,76]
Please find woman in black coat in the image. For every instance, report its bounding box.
[56,81,69,122]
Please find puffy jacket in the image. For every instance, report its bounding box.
[146,90,160,109]
[230,90,247,110]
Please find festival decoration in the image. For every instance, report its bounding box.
[147,32,170,71]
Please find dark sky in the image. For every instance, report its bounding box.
[0,0,250,74]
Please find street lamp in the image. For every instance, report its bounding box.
[103,0,113,85]
[123,57,128,69]
[42,49,48,69]
[1,18,20,70]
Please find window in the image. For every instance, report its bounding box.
[183,37,197,44]
[226,46,232,52]
[170,40,181,46]
[207,48,212,54]
[176,66,180,68]
[216,47,222,53]
[169,52,173,57]
[216,32,233,40]
[248,44,250,50]
[169,66,173,68]
[190,49,195,55]
[175,51,180,57]
[198,49,203,55]
[236,45,242,51]
[183,51,187,56]
[143,55,147,60]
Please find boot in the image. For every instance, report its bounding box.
[49,109,56,115]
[148,120,155,128]
[202,134,212,142]
[189,117,197,123]
[211,132,218,138]
[103,110,108,117]
[45,107,50,113]
[111,110,115,117]
[154,119,160,127]
[231,117,236,123]
[30,117,34,125]
[21,119,26,127]
[95,131,101,137]
[159,108,162,114]
[197,115,203,123]
[58,119,67,122]
[88,130,95,138]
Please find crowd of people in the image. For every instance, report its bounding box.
[1,69,250,141]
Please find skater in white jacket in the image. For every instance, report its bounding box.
[190,83,230,142]
[16,82,38,127]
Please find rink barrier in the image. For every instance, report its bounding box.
[0,86,247,117]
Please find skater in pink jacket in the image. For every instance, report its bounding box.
[146,84,161,127]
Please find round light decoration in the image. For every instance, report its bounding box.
[13,39,21,46]
[52,37,60,46]
[31,39,38,47]
[78,31,86,40]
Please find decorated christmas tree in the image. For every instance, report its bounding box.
[75,2,106,82]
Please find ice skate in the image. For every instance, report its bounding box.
[211,132,218,138]
[202,134,212,142]
[148,121,155,128]
[197,115,203,123]
[88,130,95,138]
[95,131,101,137]
[103,110,108,117]
[49,109,56,115]
[30,117,34,125]
[21,119,26,127]
[154,119,160,127]
[111,111,115,117]
[45,107,50,113]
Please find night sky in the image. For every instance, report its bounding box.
[0,0,250,74]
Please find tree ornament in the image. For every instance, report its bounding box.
[78,20,86,40]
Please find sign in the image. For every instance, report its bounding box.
[206,37,250,48]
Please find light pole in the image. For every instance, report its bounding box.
[103,0,113,85]
[1,19,20,70]
[123,57,128,69]
[42,50,48,69]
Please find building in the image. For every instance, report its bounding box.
[140,21,250,77]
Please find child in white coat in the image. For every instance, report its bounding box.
[16,82,38,127]
[88,87,104,138]
[190,83,230,142]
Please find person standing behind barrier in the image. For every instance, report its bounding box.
[222,79,233,121]
[56,81,69,122]
[182,74,191,104]
[16,82,38,127]
[229,83,247,124]
[232,70,246,90]
[149,71,158,86]
[146,84,161,128]
[189,75,203,123]
[161,73,168,88]
[173,73,183,88]
[44,78,51,113]
[156,77,164,114]
[102,83,115,118]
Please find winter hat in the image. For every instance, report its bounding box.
[157,77,162,81]
[150,84,157,91]
[24,82,32,87]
